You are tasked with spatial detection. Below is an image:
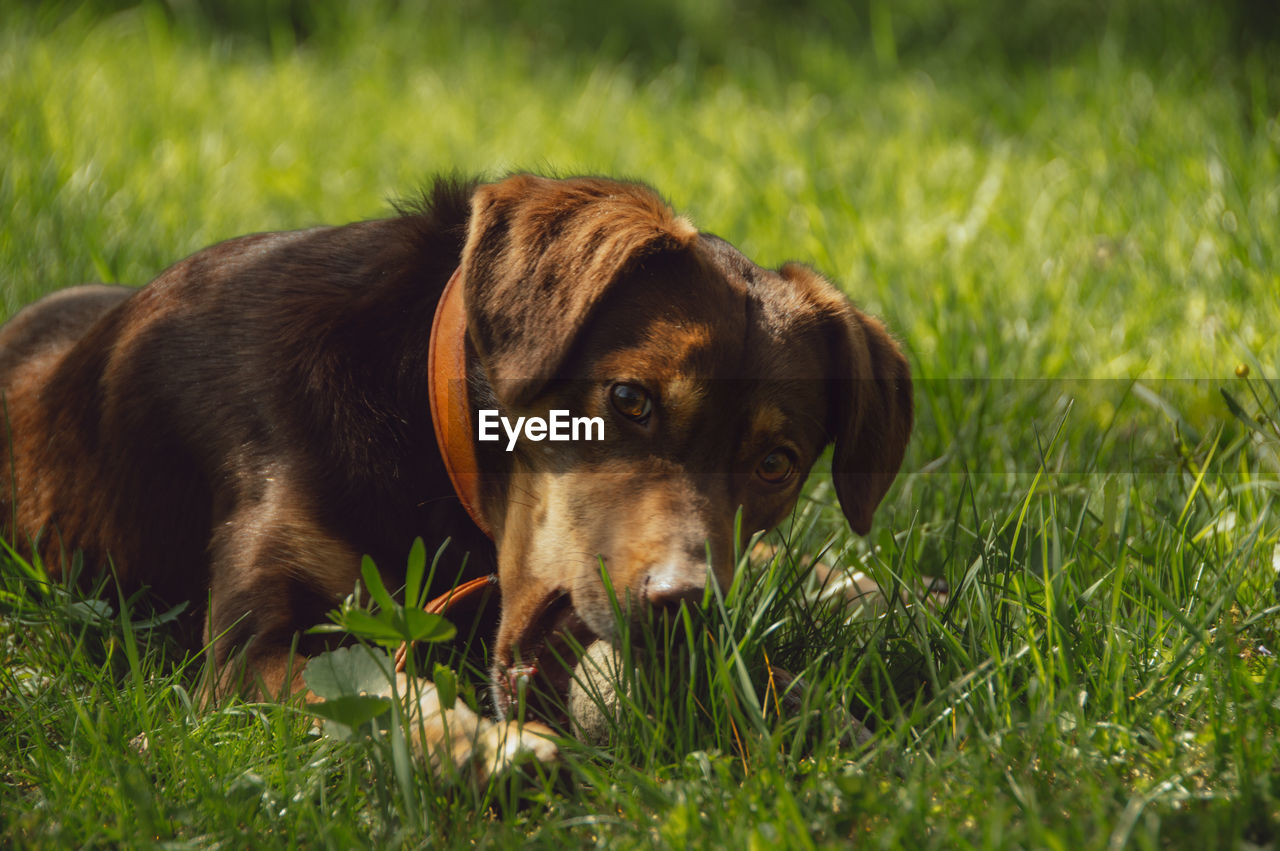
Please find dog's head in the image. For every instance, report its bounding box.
[456,175,912,717]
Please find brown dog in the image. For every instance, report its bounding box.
[0,174,911,769]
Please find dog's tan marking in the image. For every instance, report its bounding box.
[748,405,788,441]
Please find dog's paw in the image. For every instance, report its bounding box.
[393,673,559,784]
[472,715,560,783]
[751,541,947,617]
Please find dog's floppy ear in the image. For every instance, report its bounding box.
[783,264,913,535]
[829,306,913,535]
[459,174,699,406]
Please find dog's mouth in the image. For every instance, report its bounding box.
[491,590,600,723]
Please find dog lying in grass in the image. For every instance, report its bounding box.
[0,174,912,779]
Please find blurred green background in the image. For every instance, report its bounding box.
[3,0,1276,383]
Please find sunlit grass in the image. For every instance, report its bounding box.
[1,1,1278,847]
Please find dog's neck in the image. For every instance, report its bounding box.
[428,267,493,539]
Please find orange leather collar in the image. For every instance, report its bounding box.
[394,572,498,672]
[428,267,493,539]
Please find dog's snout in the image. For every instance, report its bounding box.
[642,563,707,614]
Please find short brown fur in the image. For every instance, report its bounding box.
[0,174,912,732]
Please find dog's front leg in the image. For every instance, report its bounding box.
[204,488,375,699]
[206,578,561,781]
[205,503,558,780]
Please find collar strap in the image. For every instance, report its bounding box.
[394,572,499,672]
[428,266,494,539]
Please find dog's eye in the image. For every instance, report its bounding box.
[757,448,797,484]
[610,382,652,423]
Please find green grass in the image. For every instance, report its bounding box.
[2,0,1279,847]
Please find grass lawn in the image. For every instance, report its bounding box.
[2,1,1278,847]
